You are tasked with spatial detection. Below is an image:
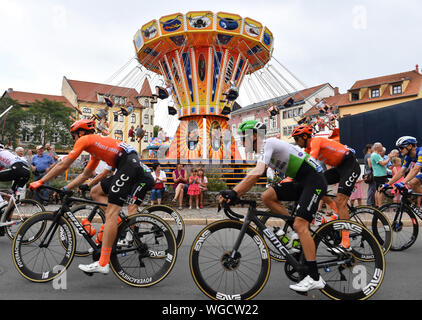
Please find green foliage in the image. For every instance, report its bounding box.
[0,97,73,149]
[205,170,228,192]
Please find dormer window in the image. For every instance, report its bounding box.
[392,84,402,95]
[371,88,380,98]
[351,92,359,101]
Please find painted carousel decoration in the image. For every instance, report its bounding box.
[133,11,274,160]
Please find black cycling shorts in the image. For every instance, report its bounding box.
[0,162,30,192]
[100,152,147,207]
[323,153,361,197]
[272,162,327,223]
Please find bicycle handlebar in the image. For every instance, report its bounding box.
[218,199,257,220]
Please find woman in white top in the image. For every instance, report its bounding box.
[151,163,167,205]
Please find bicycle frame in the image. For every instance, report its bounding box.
[0,190,21,227]
[224,201,352,276]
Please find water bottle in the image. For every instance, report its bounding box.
[81,219,96,237]
[96,225,104,244]
[275,228,290,245]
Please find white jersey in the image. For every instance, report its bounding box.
[257,138,322,178]
[0,149,25,169]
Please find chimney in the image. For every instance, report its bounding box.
[416,64,420,74]
[334,87,340,95]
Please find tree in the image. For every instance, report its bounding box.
[0,97,26,144]
[25,99,74,149]
[153,125,162,137]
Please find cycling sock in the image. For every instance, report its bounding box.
[327,201,338,214]
[305,260,319,281]
[99,247,112,267]
[341,230,350,248]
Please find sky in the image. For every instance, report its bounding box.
[1,0,421,132]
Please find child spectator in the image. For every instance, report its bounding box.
[197,168,208,209]
[349,178,364,207]
[390,157,404,203]
[187,168,200,209]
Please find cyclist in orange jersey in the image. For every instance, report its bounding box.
[292,125,361,253]
[29,119,152,274]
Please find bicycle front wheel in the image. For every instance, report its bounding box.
[349,206,393,255]
[139,205,185,248]
[5,199,45,240]
[314,220,385,300]
[12,212,76,283]
[380,203,418,251]
[110,213,177,287]
[190,220,271,300]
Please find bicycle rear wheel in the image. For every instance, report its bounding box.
[138,205,185,248]
[12,212,76,282]
[70,205,105,256]
[379,203,418,251]
[349,206,392,255]
[5,199,45,240]
[190,220,271,300]
[314,220,385,300]
[110,213,177,287]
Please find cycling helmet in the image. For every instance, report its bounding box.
[291,125,313,138]
[396,136,417,148]
[70,119,96,134]
[237,120,266,136]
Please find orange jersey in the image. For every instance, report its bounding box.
[67,135,123,171]
[305,137,349,167]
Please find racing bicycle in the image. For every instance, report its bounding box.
[0,188,45,240]
[380,186,422,251]
[12,186,177,288]
[189,199,385,300]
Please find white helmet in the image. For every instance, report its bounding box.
[395,136,417,148]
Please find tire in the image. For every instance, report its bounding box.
[110,213,177,287]
[379,203,418,251]
[314,220,385,300]
[349,206,393,255]
[139,205,185,248]
[190,219,271,300]
[12,212,76,283]
[69,205,106,256]
[5,199,45,241]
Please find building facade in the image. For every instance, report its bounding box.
[339,65,422,117]
[62,77,149,154]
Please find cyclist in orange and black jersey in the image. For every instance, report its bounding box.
[29,119,151,275]
[292,125,361,252]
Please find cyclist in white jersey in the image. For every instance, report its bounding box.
[219,120,327,293]
[0,144,30,192]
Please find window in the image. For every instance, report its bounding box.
[114,112,118,122]
[143,114,149,124]
[270,117,277,130]
[131,113,136,124]
[282,125,296,137]
[144,99,150,108]
[263,117,269,130]
[351,92,359,101]
[150,115,154,125]
[143,133,148,142]
[371,89,380,98]
[392,84,402,95]
[82,107,92,114]
[98,95,105,103]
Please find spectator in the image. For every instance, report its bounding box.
[150,163,167,205]
[187,168,200,209]
[45,143,59,162]
[371,142,393,208]
[25,149,33,166]
[363,144,376,206]
[172,163,188,210]
[390,157,405,204]
[157,128,165,141]
[128,126,135,142]
[349,177,364,207]
[136,125,146,143]
[15,147,26,163]
[31,145,55,205]
[197,168,208,209]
